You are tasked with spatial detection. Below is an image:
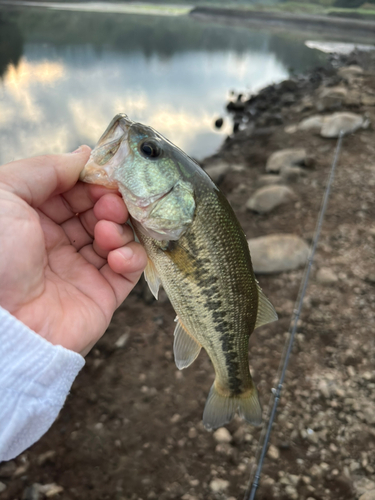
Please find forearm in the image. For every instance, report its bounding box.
[0,307,84,461]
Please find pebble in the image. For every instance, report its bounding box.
[266,148,306,173]
[363,404,375,425]
[316,267,338,285]
[188,427,198,439]
[170,414,181,424]
[285,485,298,500]
[115,332,129,348]
[209,478,230,493]
[267,444,280,460]
[246,185,296,214]
[248,234,309,274]
[213,427,232,444]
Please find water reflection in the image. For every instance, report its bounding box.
[0,8,327,163]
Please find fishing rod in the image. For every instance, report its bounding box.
[244,132,344,500]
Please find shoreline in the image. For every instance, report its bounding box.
[190,6,375,38]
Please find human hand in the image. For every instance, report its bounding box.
[0,146,147,356]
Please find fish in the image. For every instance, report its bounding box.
[80,113,278,430]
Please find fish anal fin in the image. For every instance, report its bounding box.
[173,317,201,370]
[144,258,161,300]
[255,281,278,330]
[203,382,262,431]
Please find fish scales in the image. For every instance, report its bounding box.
[136,184,258,397]
[79,113,278,430]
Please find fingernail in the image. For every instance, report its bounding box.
[72,145,84,154]
[119,246,133,260]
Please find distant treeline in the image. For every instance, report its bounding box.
[0,7,326,74]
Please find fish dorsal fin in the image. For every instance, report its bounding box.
[173,316,201,370]
[255,281,278,330]
[144,258,162,300]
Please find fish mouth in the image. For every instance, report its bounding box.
[79,113,133,188]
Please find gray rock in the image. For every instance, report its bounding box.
[257,175,284,187]
[355,478,375,496]
[321,112,366,138]
[280,166,307,182]
[299,115,325,132]
[316,85,348,111]
[299,112,368,138]
[0,482,6,493]
[266,148,307,173]
[338,65,363,82]
[204,161,231,184]
[246,186,296,214]
[362,93,375,106]
[316,268,338,285]
[359,492,375,500]
[248,234,309,274]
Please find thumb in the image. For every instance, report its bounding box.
[0,145,91,208]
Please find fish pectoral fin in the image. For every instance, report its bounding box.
[203,382,262,431]
[254,281,278,330]
[144,258,162,300]
[173,317,201,370]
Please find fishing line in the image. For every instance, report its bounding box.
[243,132,344,500]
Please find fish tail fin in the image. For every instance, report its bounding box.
[202,381,262,431]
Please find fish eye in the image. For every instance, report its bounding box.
[140,141,161,159]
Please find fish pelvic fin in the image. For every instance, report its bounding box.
[144,258,162,300]
[202,382,262,431]
[255,281,278,330]
[173,317,201,370]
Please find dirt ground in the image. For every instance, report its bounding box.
[0,52,375,500]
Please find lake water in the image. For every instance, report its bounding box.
[0,3,332,164]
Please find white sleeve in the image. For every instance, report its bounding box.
[0,306,85,461]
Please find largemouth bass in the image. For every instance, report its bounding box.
[80,113,277,430]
